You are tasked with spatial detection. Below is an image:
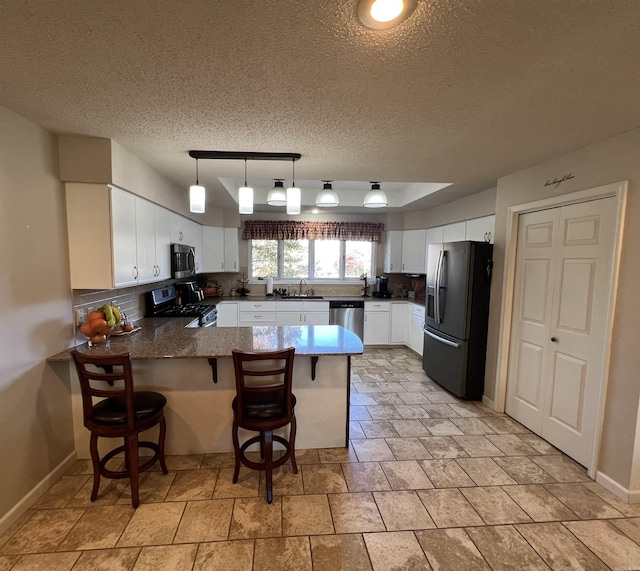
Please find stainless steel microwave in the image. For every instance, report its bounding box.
[171,243,196,278]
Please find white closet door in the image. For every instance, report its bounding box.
[506,197,616,467]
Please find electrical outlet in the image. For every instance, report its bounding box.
[74,309,86,326]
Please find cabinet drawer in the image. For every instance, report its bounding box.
[303,301,329,311]
[276,301,304,310]
[239,312,276,323]
[240,302,275,312]
[365,301,390,312]
[412,304,425,318]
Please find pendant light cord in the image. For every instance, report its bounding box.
[292,158,296,186]
[195,158,199,185]
[244,158,248,186]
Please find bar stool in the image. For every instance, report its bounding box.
[71,350,168,508]
[231,347,297,503]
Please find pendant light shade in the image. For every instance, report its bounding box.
[238,159,253,214]
[267,179,287,206]
[316,181,339,207]
[286,159,301,215]
[364,182,387,208]
[189,159,206,213]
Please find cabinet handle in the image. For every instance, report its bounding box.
[133,266,138,279]
[234,262,237,269]
[402,264,405,271]
[221,262,225,270]
[551,337,558,342]
[299,314,302,322]
[390,263,393,270]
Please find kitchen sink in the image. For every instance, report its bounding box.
[279,295,324,300]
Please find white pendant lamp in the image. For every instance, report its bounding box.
[286,158,301,215]
[238,158,253,214]
[267,179,287,206]
[189,158,206,213]
[364,181,387,208]
[316,181,339,207]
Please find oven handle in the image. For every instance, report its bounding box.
[188,247,196,273]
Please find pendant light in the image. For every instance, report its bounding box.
[364,181,387,208]
[189,158,206,213]
[315,181,339,207]
[286,158,301,215]
[267,179,287,206]
[238,158,253,214]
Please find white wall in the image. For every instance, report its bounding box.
[0,106,75,523]
[486,127,640,491]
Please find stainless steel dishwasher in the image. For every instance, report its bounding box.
[329,300,364,341]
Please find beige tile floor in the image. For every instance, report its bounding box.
[3,347,640,570]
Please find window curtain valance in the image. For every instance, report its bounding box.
[242,221,384,242]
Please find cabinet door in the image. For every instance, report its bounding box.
[277,312,303,325]
[304,312,329,325]
[111,187,138,287]
[364,311,390,345]
[134,198,157,284]
[401,229,427,273]
[425,226,444,272]
[224,227,239,272]
[154,206,172,280]
[465,215,495,243]
[202,226,225,272]
[443,222,466,242]
[384,230,403,273]
[390,303,410,344]
[410,313,424,356]
[170,212,186,244]
[183,219,203,273]
[217,303,238,327]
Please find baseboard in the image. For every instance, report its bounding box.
[595,470,640,504]
[482,395,496,411]
[0,451,77,535]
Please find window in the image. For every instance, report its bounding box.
[250,239,375,280]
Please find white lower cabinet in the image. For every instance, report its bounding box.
[275,301,330,326]
[216,302,238,327]
[409,304,425,356]
[390,302,410,344]
[364,301,390,345]
[239,301,276,325]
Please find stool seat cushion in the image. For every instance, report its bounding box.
[92,391,167,425]
[233,393,296,421]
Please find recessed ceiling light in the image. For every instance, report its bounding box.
[358,0,418,29]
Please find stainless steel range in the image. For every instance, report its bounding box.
[147,285,217,328]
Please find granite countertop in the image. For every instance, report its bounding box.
[208,295,425,306]
[47,321,364,362]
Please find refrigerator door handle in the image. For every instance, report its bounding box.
[435,250,444,324]
[423,325,461,348]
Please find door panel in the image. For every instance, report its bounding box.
[507,196,617,468]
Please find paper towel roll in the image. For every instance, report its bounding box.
[266,277,274,295]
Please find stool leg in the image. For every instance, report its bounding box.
[158,415,168,474]
[232,420,241,483]
[89,432,101,502]
[127,434,140,509]
[264,430,274,504]
[289,414,298,474]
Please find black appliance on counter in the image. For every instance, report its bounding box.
[176,281,204,304]
[372,276,391,298]
[171,243,196,279]
[423,241,493,399]
[147,285,217,328]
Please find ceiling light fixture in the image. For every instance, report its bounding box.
[358,0,418,29]
[238,158,253,214]
[286,158,301,215]
[267,179,287,206]
[189,158,206,213]
[315,181,339,207]
[364,182,387,208]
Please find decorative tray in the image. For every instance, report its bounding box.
[111,326,142,336]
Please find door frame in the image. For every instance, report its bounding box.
[494,181,628,477]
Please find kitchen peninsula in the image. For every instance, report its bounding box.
[48,322,363,457]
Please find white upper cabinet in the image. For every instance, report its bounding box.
[401,229,427,274]
[224,227,239,273]
[154,206,172,280]
[134,197,157,284]
[111,187,138,287]
[202,226,225,272]
[443,221,466,242]
[465,215,495,243]
[384,230,403,273]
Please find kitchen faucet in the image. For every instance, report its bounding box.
[299,279,307,295]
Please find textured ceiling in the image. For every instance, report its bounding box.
[2,0,640,213]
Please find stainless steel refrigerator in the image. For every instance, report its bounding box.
[423,241,493,399]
